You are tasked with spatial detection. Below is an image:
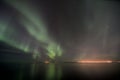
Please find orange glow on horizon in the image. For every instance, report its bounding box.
[44,61,49,64]
[77,60,112,63]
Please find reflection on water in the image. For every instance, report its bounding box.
[80,63,116,77]
[46,63,62,80]
[29,63,62,80]
[18,64,24,80]
[0,63,120,80]
[46,63,55,80]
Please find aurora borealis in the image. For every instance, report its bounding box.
[0,0,120,61]
[0,0,63,60]
[1,0,120,80]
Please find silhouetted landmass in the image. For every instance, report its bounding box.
[0,41,34,63]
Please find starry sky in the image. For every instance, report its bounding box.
[0,0,120,61]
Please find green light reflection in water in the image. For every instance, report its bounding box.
[46,63,62,80]
[15,63,62,80]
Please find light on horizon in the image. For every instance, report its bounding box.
[77,60,112,63]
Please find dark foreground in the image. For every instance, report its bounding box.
[0,62,120,80]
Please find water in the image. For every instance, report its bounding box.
[0,62,120,80]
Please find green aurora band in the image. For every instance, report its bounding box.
[0,0,63,60]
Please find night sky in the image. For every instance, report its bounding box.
[0,0,120,61]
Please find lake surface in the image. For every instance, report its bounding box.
[0,62,120,80]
